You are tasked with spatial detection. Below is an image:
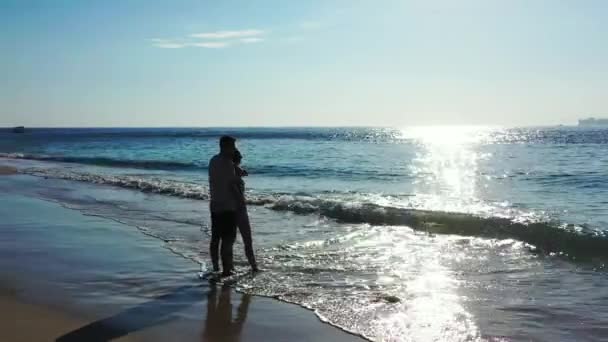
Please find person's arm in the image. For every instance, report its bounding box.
[224,159,245,208]
[232,181,246,209]
[235,166,248,177]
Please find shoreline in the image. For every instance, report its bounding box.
[2,290,149,342]
[0,177,363,342]
[1,293,132,342]
[0,165,17,175]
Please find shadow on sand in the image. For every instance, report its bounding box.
[56,282,251,342]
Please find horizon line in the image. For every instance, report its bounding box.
[0,124,583,129]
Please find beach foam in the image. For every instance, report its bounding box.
[16,166,608,263]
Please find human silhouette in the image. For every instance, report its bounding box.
[233,149,258,272]
[208,136,241,277]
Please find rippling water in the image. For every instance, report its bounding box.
[1,126,607,341]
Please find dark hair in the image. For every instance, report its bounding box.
[233,149,242,164]
[219,135,236,149]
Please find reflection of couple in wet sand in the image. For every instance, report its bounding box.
[203,136,255,340]
[55,282,252,342]
[202,283,251,342]
[208,136,258,277]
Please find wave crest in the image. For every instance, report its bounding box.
[23,168,210,200]
[266,197,608,261]
[17,166,608,263]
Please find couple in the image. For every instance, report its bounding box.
[208,136,258,277]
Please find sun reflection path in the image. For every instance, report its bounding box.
[361,226,482,341]
[399,126,501,215]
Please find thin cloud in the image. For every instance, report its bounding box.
[149,39,188,49]
[151,29,266,49]
[190,29,264,39]
[156,43,187,48]
[240,37,263,44]
[190,41,231,48]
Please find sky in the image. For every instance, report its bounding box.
[1,0,607,127]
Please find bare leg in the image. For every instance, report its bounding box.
[210,213,220,272]
[237,208,258,271]
[219,212,237,276]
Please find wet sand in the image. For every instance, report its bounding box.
[2,287,358,342]
[0,165,17,175]
[0,179,363,342]
[1,293,140,342]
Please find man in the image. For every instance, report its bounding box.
[208,135,242,277]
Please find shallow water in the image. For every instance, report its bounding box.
[1,126,608,341]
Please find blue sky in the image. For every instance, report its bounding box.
[1,0,607,127]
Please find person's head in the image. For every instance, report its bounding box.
[219,135,236,155]
[233,149,242,166]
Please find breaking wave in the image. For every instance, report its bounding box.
[18,167,608,262]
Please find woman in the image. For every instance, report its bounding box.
[233,149,259,272]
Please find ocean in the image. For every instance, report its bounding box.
[1,126,607,341]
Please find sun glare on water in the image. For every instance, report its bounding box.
[394,126,500,214]
[398,125,496,146]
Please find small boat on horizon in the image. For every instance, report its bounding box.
[12,126,26,133]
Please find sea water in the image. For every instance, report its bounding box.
[1,126,607,341]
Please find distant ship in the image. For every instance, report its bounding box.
[12,126,25,133]
[578,118,608,126]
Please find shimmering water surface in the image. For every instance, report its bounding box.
[1,126,607,341]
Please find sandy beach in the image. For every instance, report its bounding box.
[3,294,80,342]
[0,165,17,175]
[2,287,359,342]
[1,294,140,342]
[0,173,362,342]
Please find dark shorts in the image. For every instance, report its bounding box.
[211,211,237,240]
